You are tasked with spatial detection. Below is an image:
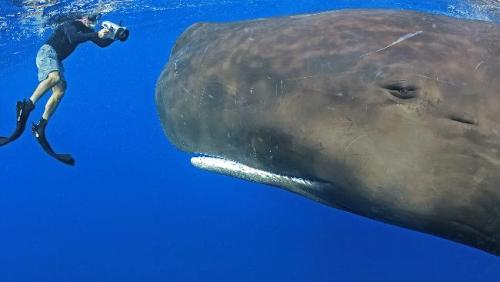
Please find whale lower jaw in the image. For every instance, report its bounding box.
[190,156,331,200]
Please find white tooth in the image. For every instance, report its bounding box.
[190,156,329,195]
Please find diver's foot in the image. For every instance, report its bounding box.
[17,99,35,123]
[32,118,75,166]
[0,99,35,146]
[31,117,47,139]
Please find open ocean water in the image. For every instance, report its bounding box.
[0,0,499,281]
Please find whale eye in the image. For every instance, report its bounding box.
[383,82,418,99]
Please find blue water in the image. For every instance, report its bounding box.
[0,1,499,281]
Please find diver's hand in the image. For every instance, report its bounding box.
[98,28,110,39]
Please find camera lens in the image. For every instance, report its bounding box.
[116,28,129,42]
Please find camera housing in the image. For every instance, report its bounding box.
[101,21,129,42]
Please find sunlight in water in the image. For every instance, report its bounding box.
[1,0,498,42]
[1,0,246,40]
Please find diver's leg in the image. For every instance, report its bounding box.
[30,71,62,104]
[32,80,74,166]
[0,73,58,145]
[41,79,66,121]
[0,47,62,146]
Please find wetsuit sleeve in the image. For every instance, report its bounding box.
[91,37,114,47]
[63,23,99,44]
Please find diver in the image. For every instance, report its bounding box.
[0,13,125,165]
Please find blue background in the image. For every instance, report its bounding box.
[0,1,498,281]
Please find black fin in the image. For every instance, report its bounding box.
[32,119,75,166]
[0,137,10,146]
[0,99,35,147]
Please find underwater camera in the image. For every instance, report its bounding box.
[101,21,129,42]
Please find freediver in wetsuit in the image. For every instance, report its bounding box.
[0,14,115,165]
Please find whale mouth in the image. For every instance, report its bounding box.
[190,154,330,192]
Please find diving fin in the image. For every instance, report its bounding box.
[0,99,35,146]
[32,118,75,166]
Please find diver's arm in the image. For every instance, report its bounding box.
[63,23,99,44]
[91,37,114,47]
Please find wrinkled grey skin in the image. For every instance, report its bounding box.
[156,9,500,256]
